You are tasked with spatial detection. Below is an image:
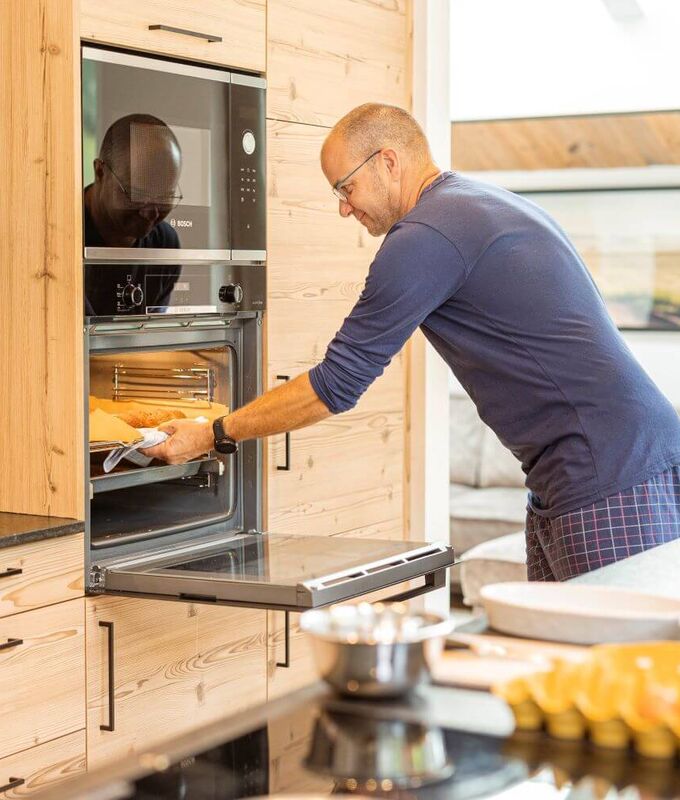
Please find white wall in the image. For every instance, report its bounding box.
[450,0,680,120]
[625,332,680,406]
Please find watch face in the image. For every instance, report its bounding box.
[216,437,238,455]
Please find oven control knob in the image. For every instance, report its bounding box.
[242,131,256,155]
[219,283,243,304]
[121,283,144,309]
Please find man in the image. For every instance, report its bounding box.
[84,113,183,315]
[144,103,680,581]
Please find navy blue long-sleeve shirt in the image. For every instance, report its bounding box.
[309,172,680,517]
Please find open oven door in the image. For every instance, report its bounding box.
[90,531,455,612]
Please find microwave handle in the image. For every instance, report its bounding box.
[275,376,291,471]
[148,24,223,44]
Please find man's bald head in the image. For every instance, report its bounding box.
[322,103,431,166]
[321,103,438,237]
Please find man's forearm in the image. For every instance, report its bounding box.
[224,371,331,441]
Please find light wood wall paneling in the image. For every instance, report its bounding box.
[0,533,83,619]
[0,731,86,798]
[451,111,680,172]
[86,596,267,768]
[80,0,266,73]
[267,0,410,125]
[266,120,405,538]
[0,600,85,758]
[0,0,83,517]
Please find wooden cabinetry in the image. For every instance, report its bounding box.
[265,1,412,694]
[267,0,410,125]
[0,534,83,618]
[266,120,406,541]
[0,599,85,758]
[81,0,266,73]
[0,731,86,798]
[0,0,83,519]
[86,595,267,767]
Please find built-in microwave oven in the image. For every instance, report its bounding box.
[81,46,265,265]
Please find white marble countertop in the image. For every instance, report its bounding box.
[571,538,680,598]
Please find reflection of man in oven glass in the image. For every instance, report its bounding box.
[83,113,183,248]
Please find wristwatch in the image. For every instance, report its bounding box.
[212,416,238,455]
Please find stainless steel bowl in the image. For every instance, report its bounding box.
[300,602,455,698]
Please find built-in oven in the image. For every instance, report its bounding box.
[81,46,265,266]
[84,262,454,612]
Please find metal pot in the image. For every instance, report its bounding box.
[300,603,455,698]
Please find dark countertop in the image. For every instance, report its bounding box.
[38,680,680,800]
[0,511,83,549]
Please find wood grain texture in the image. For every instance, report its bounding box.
[451,112,680,171]
[266,120,405,539]
[86,596,266,768]
[81,0,266,72]
[0,0,83,517]
[0,600,85,758]
[0,533,83,619]
[267,0,410,126]
[0,731,86,798]
[268,706,333,794]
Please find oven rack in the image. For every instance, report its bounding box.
[113,364,215,403]
[90,456,224,495]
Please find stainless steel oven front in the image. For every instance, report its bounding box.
[81,46,265,267]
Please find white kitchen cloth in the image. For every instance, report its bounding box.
[103,428,169,473]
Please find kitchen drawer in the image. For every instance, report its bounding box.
[0,600,85,759]
[87,596,266,768]
[80,0,266,73]
[0,731,85,798]
[0,534,83,619]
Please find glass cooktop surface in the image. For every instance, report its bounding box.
[118,686,680,800]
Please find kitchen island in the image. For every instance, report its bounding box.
[38,665,680,800]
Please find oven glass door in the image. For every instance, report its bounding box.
[95,533,455,611]
[89,340,237,547]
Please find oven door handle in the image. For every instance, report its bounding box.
[148,24,223,43]
[276,375,291,471]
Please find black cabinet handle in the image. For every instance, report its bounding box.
[276,375,291,471]
[275,611,290,668]
[99,621,115,732]
[0,777,25,793]
[0,567,22,580]
[148,24,222,43]
[0,638,22,652]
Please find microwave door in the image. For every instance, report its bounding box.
[94,533,455,612]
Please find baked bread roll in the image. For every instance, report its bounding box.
[116,408,186,429]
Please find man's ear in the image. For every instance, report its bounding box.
[93,158,105,182]
[381,148,401,181]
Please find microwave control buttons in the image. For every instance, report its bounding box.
[242,130,256,155]
[219,283,244,305]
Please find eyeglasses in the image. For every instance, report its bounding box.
[101,161,183,210]
[332,149,382,202]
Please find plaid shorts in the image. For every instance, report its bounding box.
[525,464,680,581]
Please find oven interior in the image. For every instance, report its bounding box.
[88,341,239,548]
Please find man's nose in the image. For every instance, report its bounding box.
[338,199,353,218]
[138,205,160,222]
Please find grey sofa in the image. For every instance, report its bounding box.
[449,391,528,603]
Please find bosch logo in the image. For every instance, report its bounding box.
[170,219,193,228]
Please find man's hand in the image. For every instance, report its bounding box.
[141,419,214,464]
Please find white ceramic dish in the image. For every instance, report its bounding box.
[479,582,680,645]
